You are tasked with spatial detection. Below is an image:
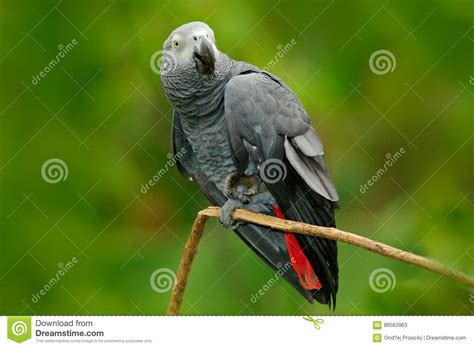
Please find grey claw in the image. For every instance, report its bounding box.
[220,199,245,229]
[224,172,241,199]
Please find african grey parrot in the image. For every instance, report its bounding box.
[160,22,340,307]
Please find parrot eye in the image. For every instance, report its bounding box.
[173,41,179,48]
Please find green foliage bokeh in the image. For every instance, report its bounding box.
[0,0,472,315]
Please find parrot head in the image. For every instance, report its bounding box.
[162,22,218,77]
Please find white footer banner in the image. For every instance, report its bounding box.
[0,316,472,347]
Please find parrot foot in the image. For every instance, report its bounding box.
[224,171,260,204]
[220,198,245,229]
[221,172,265,229]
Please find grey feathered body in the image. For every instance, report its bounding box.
[181,112,235,191]
[163,55,251,191]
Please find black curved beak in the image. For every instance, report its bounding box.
[193,37,215,75]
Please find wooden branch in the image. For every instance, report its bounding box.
[166,209,210,316]
[167,206,474,315]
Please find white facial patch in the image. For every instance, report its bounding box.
[193,30,209,39]
[193,30,217,53]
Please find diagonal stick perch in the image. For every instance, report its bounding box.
[167,206,474,315]
[166,208,210,316]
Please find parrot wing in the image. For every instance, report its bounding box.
[224,71,340,307]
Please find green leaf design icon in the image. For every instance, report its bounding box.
[302,316,324,330]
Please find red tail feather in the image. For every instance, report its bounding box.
[272,205,322,290]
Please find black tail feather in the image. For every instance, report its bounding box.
[267,160,339,309]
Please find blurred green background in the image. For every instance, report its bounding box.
[0,0,473,316]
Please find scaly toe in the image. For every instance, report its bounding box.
[220,199,244,229]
